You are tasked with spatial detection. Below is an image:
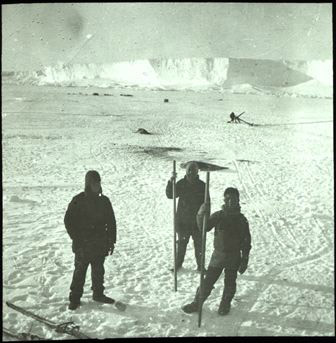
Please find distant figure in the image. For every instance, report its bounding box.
[229,112,241,123]
[164,98,169,103]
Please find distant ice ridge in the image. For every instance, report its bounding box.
[32,58,230,90]
[41,60,163,88]
[149,58,229,88]
[2,58,332,98]
[284,60,333,86]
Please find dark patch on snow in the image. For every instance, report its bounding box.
[120,93,134,97]
[143,146,183,155]
[10,195,38,205]
[136,128,152,135]
[137,146,184,159]
[180,160,228,171]
[236,159,260,164]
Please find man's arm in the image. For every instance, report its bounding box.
[105,198,117,245]
[240,216,252,259]
[64,197,81,241]
[238,216,252,274]
[196,206,221,232]
[166,178,182,199]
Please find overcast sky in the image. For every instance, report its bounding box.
[2,3,332,71]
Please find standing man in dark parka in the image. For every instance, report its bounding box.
[64,170,117,310]
[182,187,251,315]
[166,161,209,272]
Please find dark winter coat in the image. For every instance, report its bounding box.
[166,176,206,231]
[198,207,251,269]
[64,192,117,256]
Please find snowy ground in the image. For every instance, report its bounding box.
[2,83,334,338]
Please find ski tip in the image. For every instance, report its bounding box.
[115,301,127,312]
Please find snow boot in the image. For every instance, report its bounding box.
[218,298,231,316]
[93,293,115,304]
[182,287,202,313]
[68,292,81,311]
[182,301,199,313]
[68,300,81,311]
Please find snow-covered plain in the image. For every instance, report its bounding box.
[2,83,334,338]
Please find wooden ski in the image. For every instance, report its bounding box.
[6,301,92,339]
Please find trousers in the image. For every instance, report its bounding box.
[199,266,238,302]
[69,253,106,301]
[176,228,202,268]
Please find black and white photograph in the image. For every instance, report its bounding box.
[2,2,334,339]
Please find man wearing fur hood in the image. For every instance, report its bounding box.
[64,170,117,310]
[182,187,251,316]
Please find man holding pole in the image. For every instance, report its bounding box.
[166,162,207,272]
[182,187,251,316]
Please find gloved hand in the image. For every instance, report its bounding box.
[238,257,248,274]
[197,203,210,216]
[108,244,115,256]
[196,203,210,231]
[169,172,177,183]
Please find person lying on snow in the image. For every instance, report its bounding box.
[182,187,251,316]
[64,170,117,310]
[166,161,210,272]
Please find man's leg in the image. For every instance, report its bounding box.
[176,231,191,269]
[218,268,238,315]
[182,249,225,314]
[182,266,223,313]
[191,229,202,270]
[91,255,119,305]
[69,253,89,308]
[90,255,106,297]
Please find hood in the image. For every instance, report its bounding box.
[84,170,102,196]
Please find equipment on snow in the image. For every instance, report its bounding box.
[227,111,245,123]
[238,118,256,126]
[3,327,47,340]
[6,301,92,339]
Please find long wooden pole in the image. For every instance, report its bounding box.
[173,160,177,292]
[198,171,210,327]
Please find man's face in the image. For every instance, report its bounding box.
[224,192,239,208]
[90,180,101,194]
[186,163,199,182]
